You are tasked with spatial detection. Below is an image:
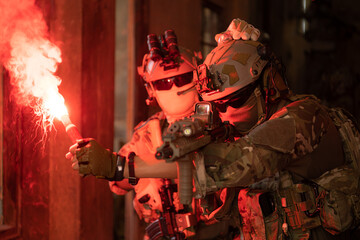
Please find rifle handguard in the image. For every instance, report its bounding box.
[177,159,193,205]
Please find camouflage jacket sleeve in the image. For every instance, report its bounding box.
[109,111,165,195]
[198,97,336,192]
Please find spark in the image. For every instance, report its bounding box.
[0,0,68,136]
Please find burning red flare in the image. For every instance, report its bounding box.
[0,0,76,139]
[7,35,68,129]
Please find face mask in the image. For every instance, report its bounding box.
[219,92,259,133]
[155,82,199,122]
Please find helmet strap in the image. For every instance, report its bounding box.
[262,60,291,103]
[144,82,156,106]
[239,87,266,135]
[254,87,267,126]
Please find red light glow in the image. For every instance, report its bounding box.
[0,0,69,133]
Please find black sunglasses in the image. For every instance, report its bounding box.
[213,83,258,113]
[152,72,193,91]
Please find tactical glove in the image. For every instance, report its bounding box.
[215,18,260,45]
[74,138,117,179]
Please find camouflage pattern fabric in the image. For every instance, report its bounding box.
[110,111,233,238]
[109,111,168,222]
[119,111,165,162]
[194,96,359,239]
[238,189,267,239]
[314,166,360,234]
[328,107,360,172]
[198,97,345,192]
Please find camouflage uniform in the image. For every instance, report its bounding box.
[110,111,236,239]
[109,111,167,223]
[195,96,360,239]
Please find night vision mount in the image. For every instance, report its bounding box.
[147,29,181,71]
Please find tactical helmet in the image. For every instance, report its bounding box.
[138,34,200,106]
[194,40,268,101]
[138,46,198,82]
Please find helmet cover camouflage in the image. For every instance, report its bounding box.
[195,40,268,101]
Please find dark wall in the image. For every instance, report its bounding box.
[251,0,360,121]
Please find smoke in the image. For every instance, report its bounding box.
[0,0,67,132]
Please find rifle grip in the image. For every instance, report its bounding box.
[177,159,193,205]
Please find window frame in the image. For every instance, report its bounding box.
[201,1,222,57]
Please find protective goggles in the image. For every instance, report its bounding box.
[213,82,257,112]
[151,72,193,91]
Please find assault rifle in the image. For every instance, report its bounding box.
[155,101,235,205]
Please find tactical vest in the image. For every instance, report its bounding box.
[238,106,360,240]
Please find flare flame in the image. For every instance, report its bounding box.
[0,0,69,134]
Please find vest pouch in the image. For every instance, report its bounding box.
[314,167,360,235]
[319,189,354,235]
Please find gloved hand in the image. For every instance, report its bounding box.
[66,138,117,179]
[215,18,260,45]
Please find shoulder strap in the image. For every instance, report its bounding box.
[287,94,319,103]
[328,107,360,173]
